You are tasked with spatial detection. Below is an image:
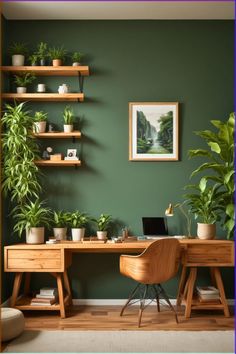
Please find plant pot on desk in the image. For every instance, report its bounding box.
[197,223,216,240]
[26,227,45,244]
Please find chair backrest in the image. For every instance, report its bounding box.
[120,238,181,284]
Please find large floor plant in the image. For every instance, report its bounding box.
[188,112,235,239]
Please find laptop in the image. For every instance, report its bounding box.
[142,217,169,239]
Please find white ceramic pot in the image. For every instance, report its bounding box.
[72,62,80,66]
[197,223,216,240]
[97,231,107,240]
[37,83,46,92]
[64,124,73,133]
[71,228,85,241]
[53,227,67,241]
[26,227,44,244]
[34,121,46,133]
[12,54,25,66]
[16,87,26,94]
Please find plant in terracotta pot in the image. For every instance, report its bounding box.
[14,72,36,93]
[33,111,48,133]
[8,42,28,66]
[188,113,235,239]
[63,106,74,132]
[52,210,70,241]
[13,200,52,244]
[48,46,67,66]
[92,214,112,240]
[36,41,48,66]
[184,178,224,239]
[71,52,83,66]
[69,211,89,241]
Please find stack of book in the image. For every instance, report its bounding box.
[31,287,58,306]
[197,286,220,302]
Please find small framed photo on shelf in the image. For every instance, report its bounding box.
[64,149,78,160]
[129,102,179,161]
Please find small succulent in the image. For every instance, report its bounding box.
[72,52,83,63]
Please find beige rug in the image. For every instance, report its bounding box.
[4,330,234,353]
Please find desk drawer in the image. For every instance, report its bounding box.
[5,249,63,272]
[184,243,234,266]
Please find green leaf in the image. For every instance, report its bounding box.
[208,142,221,154]
[224,170,235,184]
[226,204,235,218]
[199,178,207,193]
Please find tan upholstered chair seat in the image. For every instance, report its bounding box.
[1,308,25,341]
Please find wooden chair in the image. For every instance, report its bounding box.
[120,238,181,327]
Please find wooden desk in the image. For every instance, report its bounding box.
[4,239,234,319]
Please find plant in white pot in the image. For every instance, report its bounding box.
[184,178,224,239]
[69,211,89,241]
[13,200,51,244]
[8,42,28,66]
[48,46,67,66]
[92,214,112,240]
[63,106,74,132]
[14,72,36,93]
[71,52,83,66]
[52,210,70,241]
[33,111,48,133]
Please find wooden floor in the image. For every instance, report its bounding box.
[23,304,234,331]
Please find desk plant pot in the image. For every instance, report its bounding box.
[12,55,25,66]
[92,214,111,240]
[53,227,67,241]
[197,223,216,240]
[71,228,85,241]
[97,231,107,240]
[33,111,48,133]
[52,211,70,241]
[26,227,45,244]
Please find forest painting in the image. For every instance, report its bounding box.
[129,102,179,161]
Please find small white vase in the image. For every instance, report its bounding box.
[34,121,46,133]
[26,227,44,244]
[64,124,73,133]
[97,231,107,240]
[197,223,216,240]
[17,87,26,94]
[72,228,85,241]
[12,54,25,66]
[53,227,67,241]
[72,62,80,66]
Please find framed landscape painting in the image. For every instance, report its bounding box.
[129,102,179,161]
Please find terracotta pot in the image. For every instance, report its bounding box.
[34,121,46,133]
[197,223,216,240]
[16,87,26,94]
[53,227,67,241]
[71,228,85,241]
[52,59,62,66]
[97,231,107,240]
[12,54,25,66]
[26,227,44,244]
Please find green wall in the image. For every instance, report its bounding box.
[3,20,234,300]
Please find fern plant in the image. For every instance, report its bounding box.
[14,72,36,87]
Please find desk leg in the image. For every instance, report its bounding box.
[24,273,31,296]
[56,273,66,319]
[177,265,187,306]
[11,272,23,307]
[211,267,230,317]
[185,267,197,319]
[63,270,72,306]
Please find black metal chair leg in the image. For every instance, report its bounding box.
[157,284,179,324]
[152,285,160,312]
[120,283,141,316]
[138,284,148,327]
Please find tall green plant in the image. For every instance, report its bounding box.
[188,113,235,238]
[2,102,41,204]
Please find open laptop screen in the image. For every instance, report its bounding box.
[142,217,168,236]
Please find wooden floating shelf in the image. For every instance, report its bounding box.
[2,93,84,102]
[33,131,81,139]
[1,65,89,76]
[35,160,81,167]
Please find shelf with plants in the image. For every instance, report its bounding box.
[1,65,90,76]
[34,160,82,167]
[2,93,84,102]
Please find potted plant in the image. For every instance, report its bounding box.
[2,102,41,204]
[52,210,70,240]
[14,72,36,93]
[48,46,67,66]
[33,111,48,133]
[71,52,83,66]
[8,42,28,66]
[63,106,74,132]
[188,113,235,239]
[92,214,112,240]
[36,42,48,66]
[13,200,51,244]
[184,178,224,239]
[29,54,38,66]
[69,211,89,241]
